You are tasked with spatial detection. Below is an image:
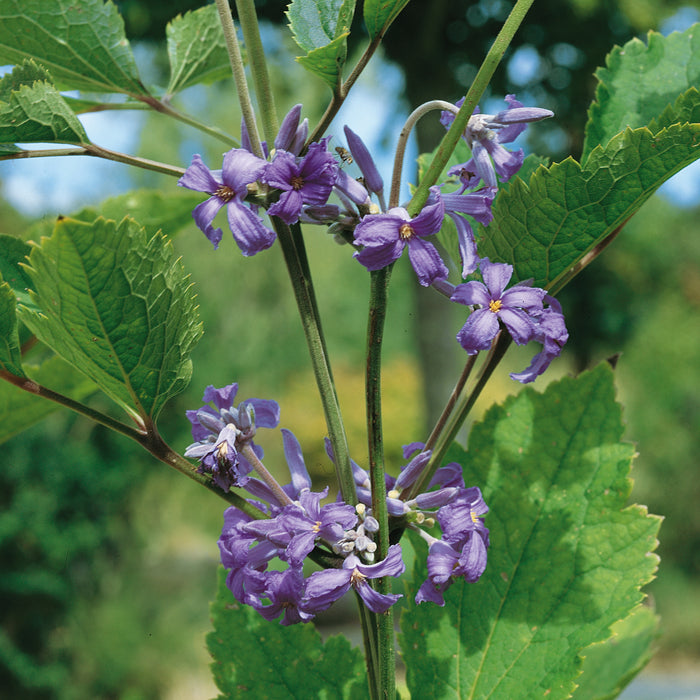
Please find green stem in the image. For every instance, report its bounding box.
[357,598,380,700]
[407,332,511,500]
[214,0,264,157]
[240,443,294,508]
[271,220,357,504]
[407,0,535,217]
[0,144,185,178]
[233,0,278,144]
[307,34,383,145]
[365,266,396,699]
[0,370,261,517]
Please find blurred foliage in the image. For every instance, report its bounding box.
[1,1,700,697]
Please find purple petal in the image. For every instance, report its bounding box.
[415,578,447,606]
[450,280,491,307]
[343,125,384,194]
[246,398,280,429]
[470,141,497,187]
[178,154,221,193]
[448,213,479,278]
[410,187,445,236]
[264,150,298,191]
[334,169,370,206]
[274,104,302,152]
[407,237,449,286]
[203,383,238,410]
[226,201,277,256]
[281,428,312,495]
[458,532,488,582]
[267,189,305,224]
[303,569,352,612]
[355,544,405,578]
[355,580,403,613]
[222,148,268,196]
[479,258,513,297]
[456,308,499,354]
[192,198,224,248]
[353,211,406,246]
[354,237,405,271]
[483,140,524,181]
[499,307,537,345]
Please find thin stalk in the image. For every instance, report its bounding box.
[407,332,511,500]
[307,34,383,145]
[214,0,264,157]
[423,354,478,453]
[357,598,380,700]
[0,145,185,178]
[240,443,294,508]
[407,0,535,217]
[365,266,396,699]
[234,0,279,144]
[0,370,262,517]
[389,100,459,208]
[271,220,357,504]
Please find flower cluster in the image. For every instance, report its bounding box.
[185,384,490,624]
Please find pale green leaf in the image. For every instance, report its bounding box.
[0,0,149,97]
[363,0,411,40]
[479,123,700,290]
[208,567,367,699]
[400,364,661,700]
[574,606,659,700]
[17,217,202,422]
[583,23,700,162]
[0,356,97,445]
[0,63,90,145]
[287,0,355,88]
[165,4,232,96]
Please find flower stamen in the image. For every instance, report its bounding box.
[214,185,236,202]
[399,223,415,240]
[489,299,502,313]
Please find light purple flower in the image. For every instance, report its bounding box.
[304,544,405,614]
[510,294,569,383]
[451,258,546,353]
[353,187,448,286]
[178,151,276,254]
[263,138,338,224]
[441,94,553,188]
[255,567,315,626]
[184,383,280,491]
[343,125,384,197]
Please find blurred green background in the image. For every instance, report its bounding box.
[2,1,700,697]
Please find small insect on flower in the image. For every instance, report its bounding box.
[335,146,353,164]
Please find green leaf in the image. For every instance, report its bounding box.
[0,356,97,445]
[574,606,659,700]
[0,233,33,309]
[0,63,90,145]
[363,0,411,40]
[583,23,700,162]
[17,216,202,423]
[400,364,661,700]
[287,0,355,88]
[479,123,700,290]
[165,4,232,97]
[208,567,367,699]
[0,0,149,97]
[0,279,24,377]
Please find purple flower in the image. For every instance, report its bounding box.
[263,138,338,224]
[184,383,280,491]
[441,95,553,188]
[304,544,405,614]
[255,567,315,626]
[178,151,276,254]
[343,125,384,197]
[353,187,448,286]
[510,294,568,383]
[451,258,546,353]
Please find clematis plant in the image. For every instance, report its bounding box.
[1,0,697,698]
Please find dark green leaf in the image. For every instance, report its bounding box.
[400,364,661,700]
[0,356,97,444]
[0,0,149,97]
[583,23,700,162]
[287,0,355,88]
[17,216,202,422]
[0,63,90,145]
[479,123,700,290]
[0,279,24,376]
[208,567,367,699]
[363,0,411,40]
[165,4,232,96]
[574,606,659,700]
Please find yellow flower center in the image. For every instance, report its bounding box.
[350,569,366,586]
[399,223,415,240]
[312,521,322,533]
[470,510,479,524]
[489,299,502,313]
[214,185,236,202]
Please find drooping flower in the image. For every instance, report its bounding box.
[263,138,338,224]
[353,186,448,286]
[510,294,569,383]
[441,94,554,188]
[451,257,546,353]
[178,150,276,254]
[184,383,280,491]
